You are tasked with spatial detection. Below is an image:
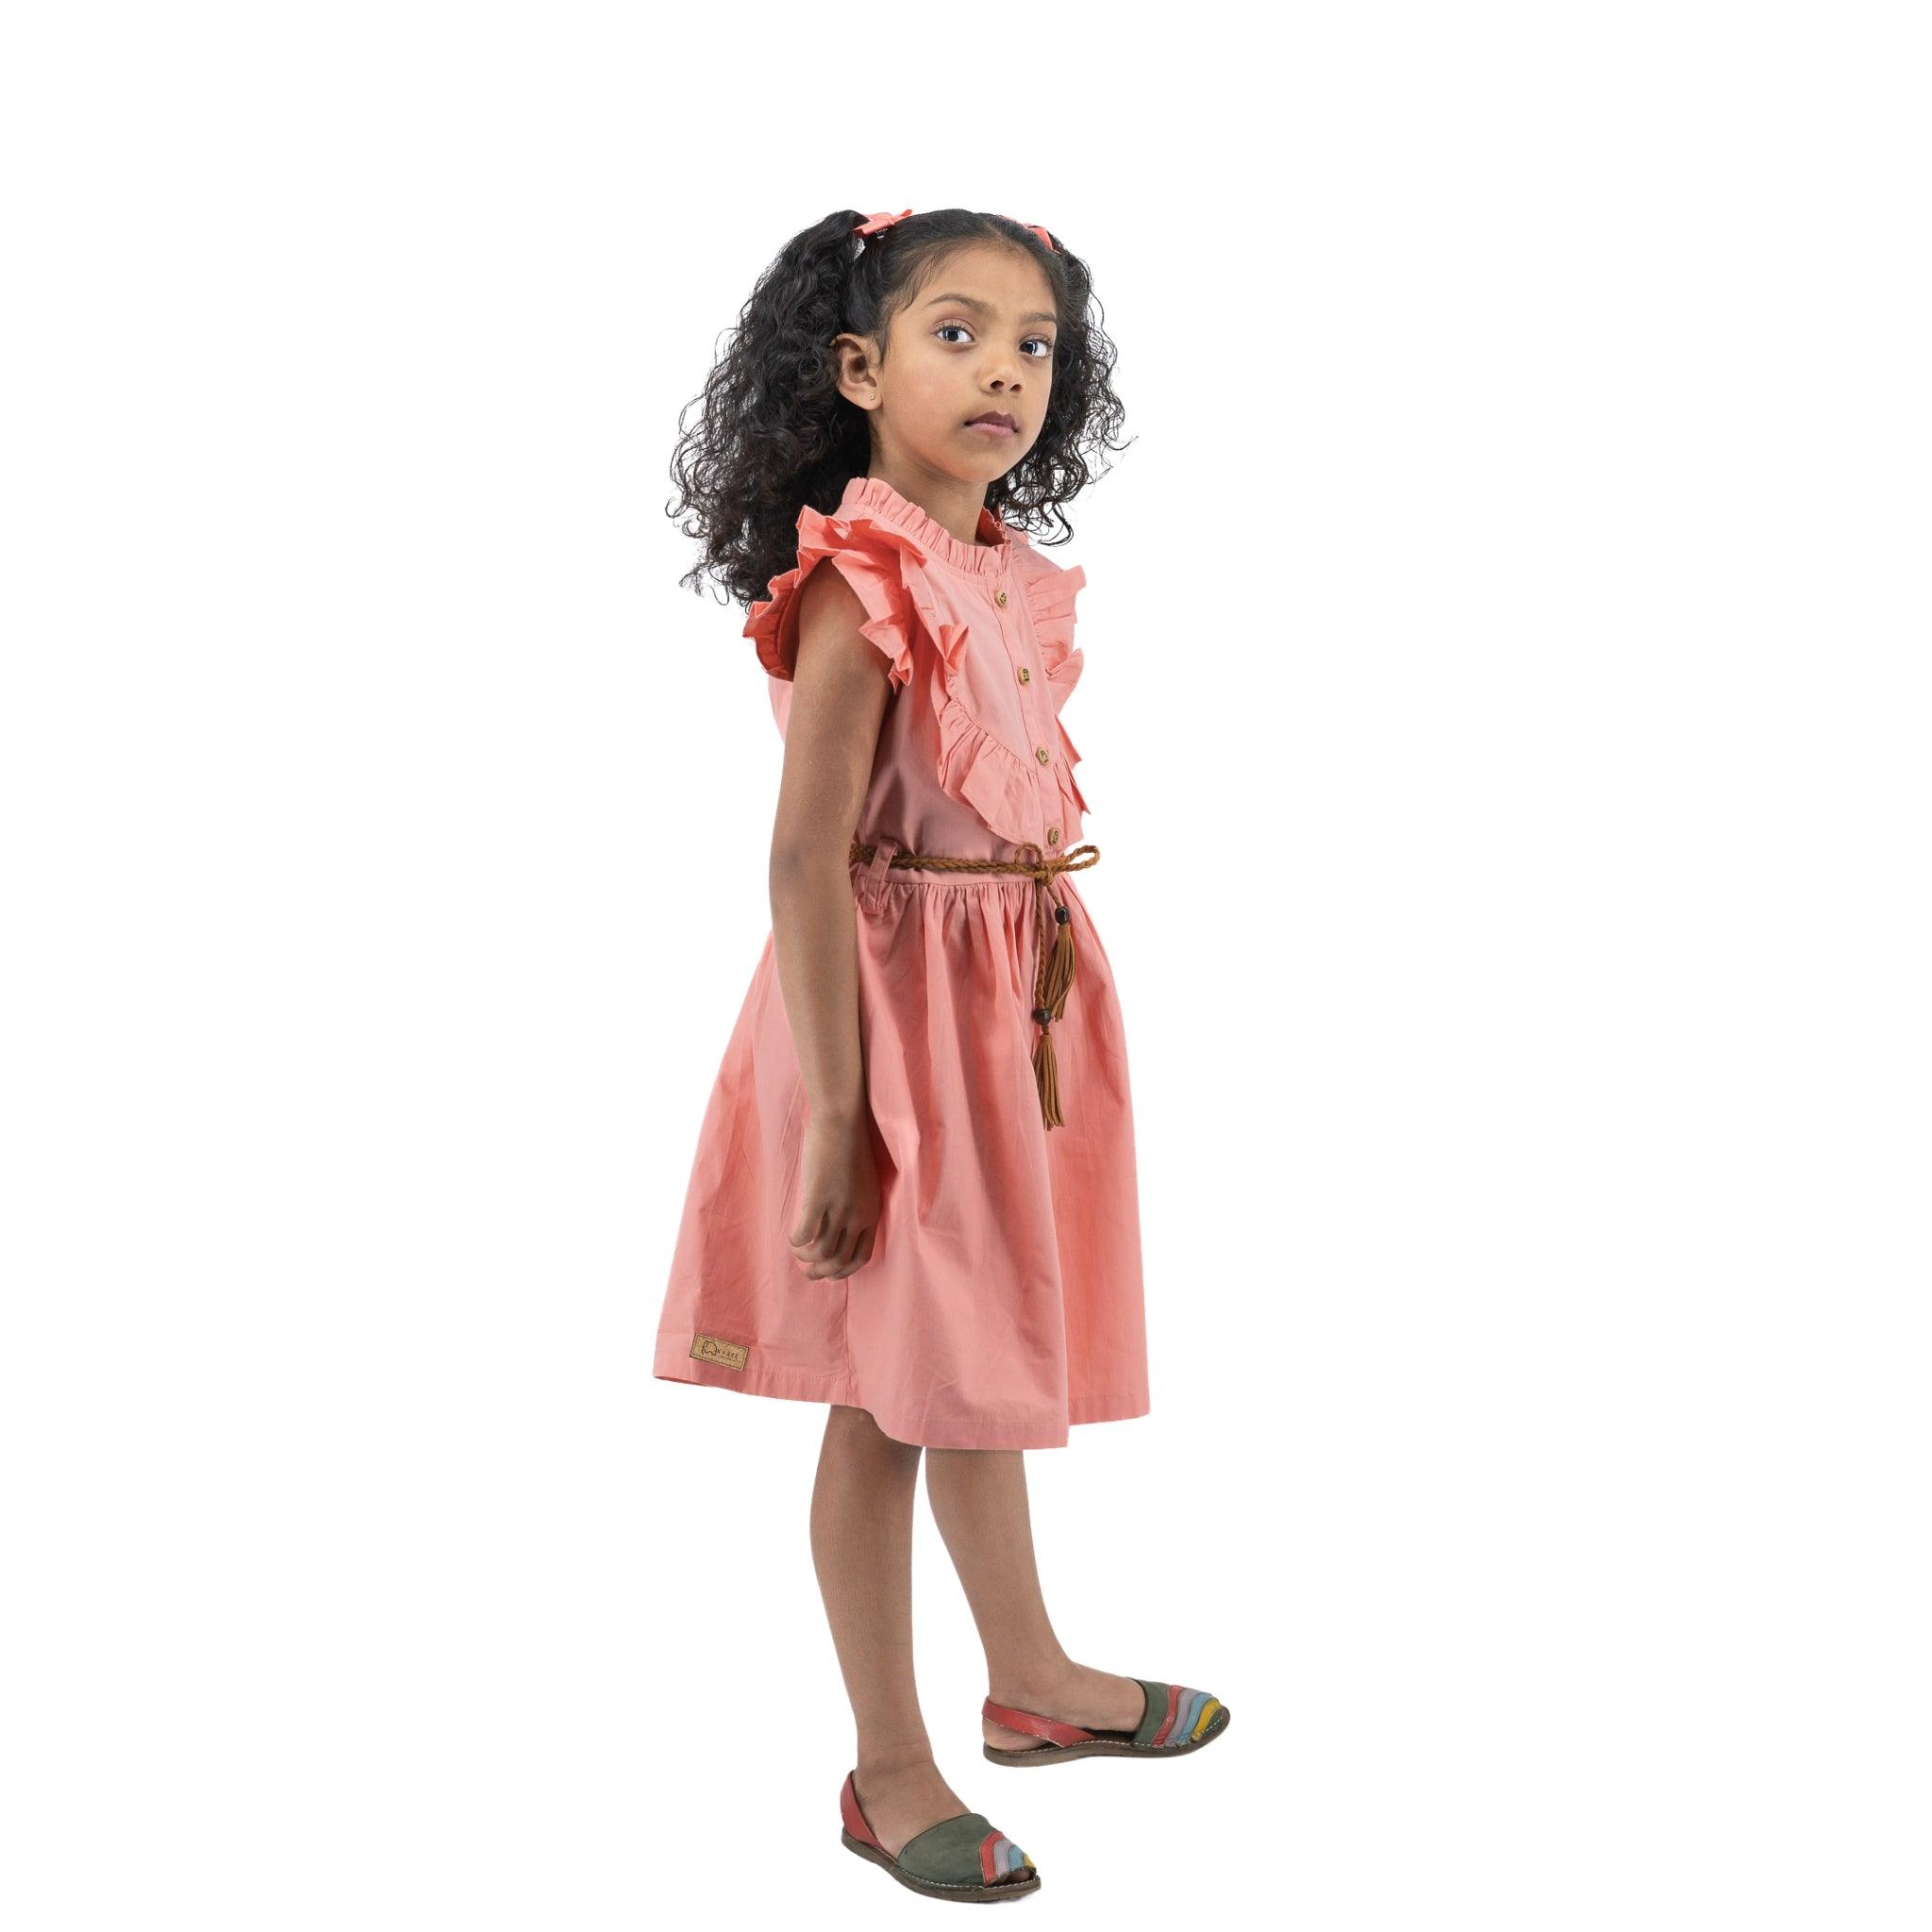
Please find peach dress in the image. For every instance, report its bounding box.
[652,475,1148,1449]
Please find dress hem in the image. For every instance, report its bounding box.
[653,1345,1148,1451]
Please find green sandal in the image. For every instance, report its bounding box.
[982,1679,1230,1765]
[840,1769,1041,1903]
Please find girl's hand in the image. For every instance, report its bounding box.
[788,1109,882,1280]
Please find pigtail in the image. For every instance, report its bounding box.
[668,210,875,614]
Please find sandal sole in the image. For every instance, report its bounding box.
[983,1706,1231,1766]
[841,1830,1042,1902]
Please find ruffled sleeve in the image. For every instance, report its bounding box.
[742,506,915,692]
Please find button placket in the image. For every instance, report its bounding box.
[993,567,1060,851]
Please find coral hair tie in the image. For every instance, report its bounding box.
[994,213,1058,253]
[854,208,1058,254]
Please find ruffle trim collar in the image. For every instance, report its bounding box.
[838,475,1030,575]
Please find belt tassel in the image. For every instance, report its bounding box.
[1030,883,1077,1130]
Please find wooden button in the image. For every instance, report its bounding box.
[995,589,1008,607]
[1046,826,1059,845]
[1017,666,1030,683]
[1035,746,1051,765]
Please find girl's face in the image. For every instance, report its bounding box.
[837,242,1058,487]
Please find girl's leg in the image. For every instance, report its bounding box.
[924,1447,1150,1753]
[810,1403,974,1854]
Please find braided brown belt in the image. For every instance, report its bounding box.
[849,837,1102,1131]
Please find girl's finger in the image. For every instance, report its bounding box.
[829,1224,874,1277]
[803,1228,846,1274]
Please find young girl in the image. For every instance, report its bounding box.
[654,207,1230,1904]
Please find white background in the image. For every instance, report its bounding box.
[4,4,1926,1926]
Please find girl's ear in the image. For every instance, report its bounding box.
[830,330,883,414]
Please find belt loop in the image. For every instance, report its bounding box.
[858,834,897,911]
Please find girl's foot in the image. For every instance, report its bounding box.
[982,1662,1147,1753]
[852,1757,976,1858]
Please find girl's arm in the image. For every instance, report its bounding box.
[767,565,894,1279]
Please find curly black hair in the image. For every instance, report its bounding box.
[667,208,1130,616]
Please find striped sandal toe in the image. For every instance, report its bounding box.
[982,1679,1230,1765]
[840,1770,1041,1903]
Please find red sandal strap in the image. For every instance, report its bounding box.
[841,1770,886,1851]
[981,1695,1098,1746]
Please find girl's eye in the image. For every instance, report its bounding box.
[935,323,1056,360]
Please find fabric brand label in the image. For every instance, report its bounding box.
[690,1332,748,1371]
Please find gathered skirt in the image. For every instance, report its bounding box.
[652,857,1149,1449]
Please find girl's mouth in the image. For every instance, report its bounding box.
[965,414,1018,437]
